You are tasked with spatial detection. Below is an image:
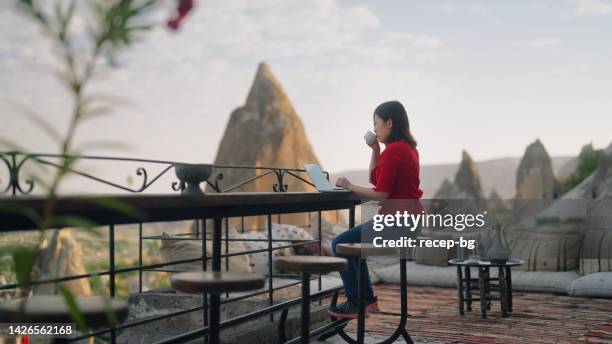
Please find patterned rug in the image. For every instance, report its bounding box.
[338,283,612,344]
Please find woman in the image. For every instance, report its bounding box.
[329,100,423,319]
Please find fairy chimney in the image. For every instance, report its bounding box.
[34,229,92,296]
[434,150,484,200]
[514,139,559,220]
[209,63,338,230]
[516,139,558,199]
[432,151,485,215]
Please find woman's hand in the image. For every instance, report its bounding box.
[337,177,389,199]
[335,177,352,190]
[367,138,380,151]
[340,182,389,200]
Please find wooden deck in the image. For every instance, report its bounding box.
[340,283,612,344]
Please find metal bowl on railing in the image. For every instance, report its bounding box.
[174,163,212,195]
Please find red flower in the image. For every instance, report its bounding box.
[167,0,194,31]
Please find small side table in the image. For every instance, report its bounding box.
[448,258,524,319]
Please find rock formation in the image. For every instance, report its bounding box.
[433,150,484,200]
[34,229,91,296]
[515,139,559,199]
[516,142,611,228]
[432,151,486,216]
[511,143,612,274]
[208,62,338,230]
[514,139,560,220]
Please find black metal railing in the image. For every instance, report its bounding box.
[0,151,328,196]
[0,153,360,343]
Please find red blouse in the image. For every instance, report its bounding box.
[370,140,423,214]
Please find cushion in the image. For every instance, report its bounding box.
[511,270,579,294]
[270,223,314,242]
[271,223,319,255]
[580,228,612,275]
[567,272,612,298]
[309,213,348,242]
[375,262,579,294]
[374,261,465,288]
[586,199,612,228]
[160,232,252,273]
[504,229,582,271]
[230,232,291,275]
[230,223,314,274]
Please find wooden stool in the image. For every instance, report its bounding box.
[171,271,265,344]
[328,243,413,344]
[274,256,348,344]
[0,295,128,344]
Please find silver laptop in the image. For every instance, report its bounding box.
[304,164,348,192]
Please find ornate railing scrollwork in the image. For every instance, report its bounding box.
[171,180,185,192]
[205,172,223,193]
[0,152,36,196]
[14,155,36,195]
[273,170,288,192]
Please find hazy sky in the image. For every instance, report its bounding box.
[1,0,611,174]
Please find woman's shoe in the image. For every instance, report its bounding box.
[328,297,378,319]
[328,300,360,319]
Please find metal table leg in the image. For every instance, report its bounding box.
[484,267,491,311]
[478,266,487,319]
[465,266,472,312]
[505,266,513,312]
[456,266,465,315]
[498,267,508,318]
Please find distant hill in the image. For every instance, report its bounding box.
[330,156,574,199]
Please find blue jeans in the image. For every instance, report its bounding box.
[331,218,421,302]
[331,220,374,303]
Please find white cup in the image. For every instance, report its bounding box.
[364,130,377,145]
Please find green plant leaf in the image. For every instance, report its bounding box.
[90,274,118,327]
[58,284,90,333]
[17,0,47,25]
[18,0,34,7]
[61,155,79,174]
[57,0,77,42]
[12,246,37,287]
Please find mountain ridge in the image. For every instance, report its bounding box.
[331,156,573,199]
